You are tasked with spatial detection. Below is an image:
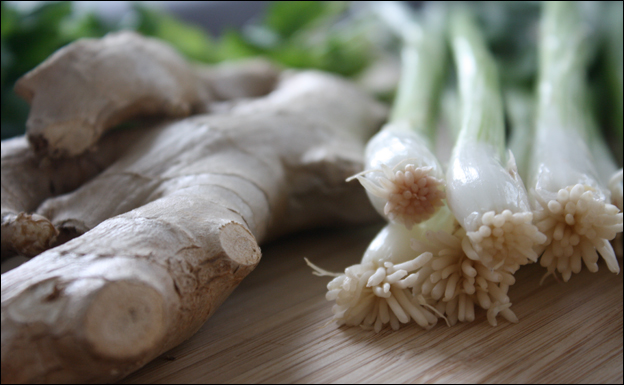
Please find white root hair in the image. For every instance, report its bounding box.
[533,184,623,282]
[310,253,438,333]
[463,210,547,271]
[411,227,520,327]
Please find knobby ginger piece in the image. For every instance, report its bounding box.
[5,37,279,259]
[1,71,387,383]
[1,129,147,259]
[14,31,279,158]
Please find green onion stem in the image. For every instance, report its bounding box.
[388,4,447,141]
[450,8,505,157]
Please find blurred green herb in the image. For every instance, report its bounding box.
[265,1,329,39]
[217,1,374,76]
[133,4,216,63]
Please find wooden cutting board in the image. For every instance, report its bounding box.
[121,224,623,384]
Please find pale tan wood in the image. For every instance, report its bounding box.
[121,224,623,384]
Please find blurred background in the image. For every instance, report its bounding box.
[1,0,622,166]
[1,0,395,140]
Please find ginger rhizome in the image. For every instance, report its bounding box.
[1,31,387,383]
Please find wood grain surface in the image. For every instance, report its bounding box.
[121,224,623,384]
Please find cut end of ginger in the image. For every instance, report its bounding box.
[534,184,623,282]
[325,252,438,333]
[353,164,445,229]
[464,210,546,270]
[412,228,519,327]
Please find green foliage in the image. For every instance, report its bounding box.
[217,1,373,77]
[133,4,216,63]
[5,2,72,77]
[217,30,262,60]
[1,2,18,39]
[60,12,111,40]
[264,1,329,39]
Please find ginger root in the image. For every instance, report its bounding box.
[15,31,279,158]
[1,70,387,383]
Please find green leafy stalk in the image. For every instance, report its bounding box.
[535,2,594,141]
[450,8,504,156]
[388,4,447,141]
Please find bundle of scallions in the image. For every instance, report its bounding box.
[308,1,623,332]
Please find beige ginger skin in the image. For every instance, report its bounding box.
[1,35,387,383]
[15,31,279,158]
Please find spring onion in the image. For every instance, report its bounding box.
[348,2,447,229]
[310,223,437,332]
[307,208,456,332]
[528,1,623,282]
[446,9,546,271]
